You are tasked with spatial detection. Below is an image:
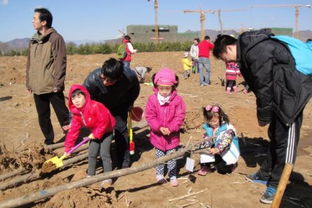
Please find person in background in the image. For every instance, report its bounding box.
[190,38,200,73]
[145,68,186,187]
[120,35,137,68]
[213,29,312,204]
[83,58,140,169]
[133,66,152,83]
[26,8,70,145]
[198,36,214,86]
[225,61,241,94]
[181,52,192,79]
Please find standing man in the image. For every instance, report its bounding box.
[198,36,214,86]
[26,8,70,145]
[120,35,137,68]
[84,58,140,169]
[189,38,200,73]
[213,29,312,204]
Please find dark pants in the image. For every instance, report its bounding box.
[33,92,69,144]
[113,109,130,169]
[123,61,130,69]
[258,111,303,188]
[88,133,113,175]
[226,80,236,91]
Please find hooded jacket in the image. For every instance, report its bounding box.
[237,29,312,125]
[145,90,186,151]
[64,85,115,152]
[83,67,140,116]
[26,28,66,94]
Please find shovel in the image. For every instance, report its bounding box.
[44,137,90,168]
[128,112,135,155]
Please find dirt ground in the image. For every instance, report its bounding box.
[0,52,312,208]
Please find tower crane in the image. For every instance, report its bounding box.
[215,8,249,34]
[251,4,311,38]
[184,8,249,40]
[183,9,215,40]
[147,0,160,43]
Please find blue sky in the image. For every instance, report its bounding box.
[0,0,311,42]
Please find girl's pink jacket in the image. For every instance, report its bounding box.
[64,84,115,152]
[145,90,186,151]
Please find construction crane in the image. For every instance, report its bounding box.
[215,8,249,34]
[184,8,249,40]
[251,4,311,38]
[183,9,215,40]
[148,0,160,43]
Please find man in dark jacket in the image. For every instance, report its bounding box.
[26,8,69,145]
[213,29,312,204]
[84,58,140,169]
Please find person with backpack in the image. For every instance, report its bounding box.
[213,29,312,204]
[118,35,137,68]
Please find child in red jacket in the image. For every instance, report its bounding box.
[64,84,115,185]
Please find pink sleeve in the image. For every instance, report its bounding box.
[145,97,161,132]
[167,97,186,133]
[64,116,82,153]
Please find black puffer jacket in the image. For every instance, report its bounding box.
[83,67,140,116]
[237,29,312,126]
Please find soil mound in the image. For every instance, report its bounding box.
[0,143,50,174]
[44,187,114,208]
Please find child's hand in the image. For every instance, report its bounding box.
[88,133,95,139]
[62,152,70,159]
[160,127,170,135]
[208,148,220,155]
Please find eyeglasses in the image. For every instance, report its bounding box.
[205,105,219,112]
[99,75,117,84]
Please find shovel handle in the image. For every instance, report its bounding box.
[68,137,90,154]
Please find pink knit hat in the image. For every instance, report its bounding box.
[154,68,177,86]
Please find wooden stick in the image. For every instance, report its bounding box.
[271,163,293,208]
[45,142,64,150]
[0,169,27,181]
[168,189,207,202]
[0,143,195,208]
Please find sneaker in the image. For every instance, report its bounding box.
[156,175,167,184]
[245,172,268,185]
[170,179,178,187]
[260,186,276,204]
[198,166,211,176]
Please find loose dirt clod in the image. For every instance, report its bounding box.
[41,161,57,174]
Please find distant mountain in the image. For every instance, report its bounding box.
[1,29,311,53]
[70,39,106,45]
[6,38,30,49]
[0,38,30,53]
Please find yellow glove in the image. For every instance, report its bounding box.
[88,133,95,139]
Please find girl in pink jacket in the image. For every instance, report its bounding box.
[145,68,186,187]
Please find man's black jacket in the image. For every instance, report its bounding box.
[237,29,312,126]
[83,67,140,116]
